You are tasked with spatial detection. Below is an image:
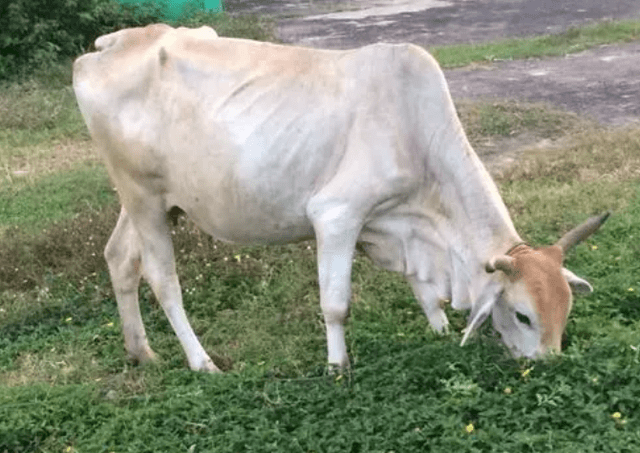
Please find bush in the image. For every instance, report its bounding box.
[0,0,276,81]
[0,0,164,80]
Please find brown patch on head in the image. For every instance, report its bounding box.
[510,245,571,352]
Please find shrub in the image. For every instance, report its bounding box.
[0,0,276,81]
[0,0,163,80]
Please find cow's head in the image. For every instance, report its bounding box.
[463,212,609,359]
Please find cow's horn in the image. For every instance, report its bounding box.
[555,211,610,254]
[486,256,516,276]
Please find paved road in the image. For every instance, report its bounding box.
[227,0,640,48]
[446,42,640,126]
[225,0,640,126]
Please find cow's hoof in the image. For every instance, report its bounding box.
[129,347,158,365]
[327,359,350,375]
[192,357,222,373]
[427,308,450,334]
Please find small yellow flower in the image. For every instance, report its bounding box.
[628,288,634,292]
[504,387,512,395]
[65,317,72,322]
[521,368,532,379]
[591,245,598,250]
[105,322,114,327]
[612,412,622,420]
[234,254,242,262]
[465,423,475,434]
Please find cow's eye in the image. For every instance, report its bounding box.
[515,311,531,327]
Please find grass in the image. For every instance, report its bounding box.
[0,163,113,234]
[178,11,277,42]
[2,115,640,452]
[2,340,639,452]
[456,100,584,143]
[1,13,640,453]
[431,19,640,68]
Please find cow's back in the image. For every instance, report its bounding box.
[73,25,448,244]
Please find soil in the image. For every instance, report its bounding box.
[224,0,640,170]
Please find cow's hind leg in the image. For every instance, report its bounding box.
[105,207,157,365]
[108,206,219,372]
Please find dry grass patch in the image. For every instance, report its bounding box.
[1,139,97,188]
[499,126,640,184]
[457,100,584,142]
[456,99,591,175]
[496,125,640,241]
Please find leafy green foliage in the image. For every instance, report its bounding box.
[0,0,276,80]
[1,337,639,451]
[0,0,164,79]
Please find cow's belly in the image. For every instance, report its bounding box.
[165,152,319,244]
[180,196,316,245]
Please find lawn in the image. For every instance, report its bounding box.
[1,14,640,453]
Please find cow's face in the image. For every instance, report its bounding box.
[467,212,609,359]
[489,245,583,358]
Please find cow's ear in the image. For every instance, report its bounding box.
[562,268,593,294]
[460,298,495,346]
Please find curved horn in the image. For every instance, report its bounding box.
[485,256,516,276]
[555,211,610,254]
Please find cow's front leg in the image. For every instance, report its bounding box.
[408,277,450,333]
[308,202,362,370]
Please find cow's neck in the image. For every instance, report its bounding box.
[430,119,521,259]
[411,120,522,310]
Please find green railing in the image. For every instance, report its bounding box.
[115,0,223,20]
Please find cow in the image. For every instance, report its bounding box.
[72,24,608,372]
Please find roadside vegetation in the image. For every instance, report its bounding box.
[1,6,640,452]
[432,19,640,68]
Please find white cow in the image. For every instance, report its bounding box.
[73,24,608,372]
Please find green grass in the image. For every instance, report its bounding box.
[2,338,639,452]
[1,122,640,451]
[0,163,114,234]
[456,100,584,144]
[179,11,277,42]
[431,19,640,68]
